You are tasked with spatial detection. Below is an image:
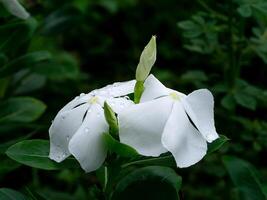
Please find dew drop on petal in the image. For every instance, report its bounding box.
[88,109,91,113]
[66,135,70,141]
[84,127,89,133]
[80,93,85,97]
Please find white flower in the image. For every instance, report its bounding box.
[49,80,135,172]
[118,75,219,168]
[0,0,30,19]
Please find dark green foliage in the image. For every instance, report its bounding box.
[0,0,266,199]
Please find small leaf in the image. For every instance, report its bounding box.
[234,92,257,110]
[208,135,229,154]
[104,102,119,136]
[6,139,79,170]
[237,5,252,17]
[111,166,182,200]
[103,133,138,157]
[0,188,28,200]
[0,97,46,123]
[135,36,156,81]
[222,156,266,200]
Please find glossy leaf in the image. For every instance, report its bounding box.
[0,188,28,200]
[0,51,51,78]
[208,135,229,154]
[223,156,266,200]
[111,166,182,200]
[0,97,46,123]
[103,133,138,157]
[6,140,79,170]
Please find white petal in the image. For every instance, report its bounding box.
[58,93,91,114]
[49,104,89,162]
[68,104,108,172]
[1,0,30,19]
[140,74,170,102]
[182,89,219,142]
[106,97,134,114]
[91,80,136,97]
[162,102,207,168]
[118,97,173,156]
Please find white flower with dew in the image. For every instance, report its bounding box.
[49,80,135,172]
[118,75,219,168]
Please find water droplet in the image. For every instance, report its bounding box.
[88,109,91,113]
[61,114,66,120]
[57,155,61,160]
[84,127,89,133]
[66,135,70,140]
[51,120,54,123]
[124,96,130,100]
[80,93,85,97]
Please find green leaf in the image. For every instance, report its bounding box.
[0,18,37,55]
[32,53,79,80]
[0,51,51,78]
[104,102,119,136]
[134,80,144,104]
[103,133,138,157]
[0,97,46,123]
[0,0,30,19]
[237,5,252,17]
[208,135,229,154]
[222,156,266,200]
[135,36,156,81]
[234,92,257,110]
[111,166,182,200]
[122,155,176,168]
[0,188,28,200]
[6,139,79,170]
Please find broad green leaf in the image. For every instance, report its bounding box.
[222,156,266,200]
[0,188,28,200]
[208,135,229,154]
[104,102,119,136]
[135,36,156,81]
[6,140,79,170]
[103,133,138,157]
[111,166,182,200]
[0,51,51,78]
[0,0,30,19]
[32,53,79,80]
[0,97,46,123]
[122,155,176,168]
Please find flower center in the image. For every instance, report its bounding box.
[89,96,99,104]
[169,92,180,101]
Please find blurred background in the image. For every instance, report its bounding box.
[0,0,267,199]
